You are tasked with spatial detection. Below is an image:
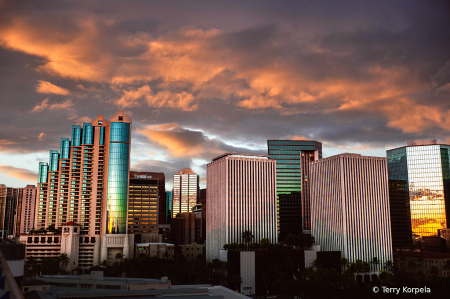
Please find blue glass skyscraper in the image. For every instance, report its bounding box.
[106,111,132,234]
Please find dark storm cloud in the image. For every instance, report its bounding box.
[1,0,450,189]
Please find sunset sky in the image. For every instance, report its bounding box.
[1,0,450,189]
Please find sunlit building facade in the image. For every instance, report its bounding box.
[310,153,393,269]
[172,168,199,218]
[36,110,132,236]
[128,174,159,234]
[387,139,450,243]
[20,185,37,234]
[206,153,277,261]
[267,140,321,240]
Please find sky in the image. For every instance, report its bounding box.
[1,0,450,189]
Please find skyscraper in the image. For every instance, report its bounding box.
[0,184,19,236]
[310,153,393,269]
[206,153,277,261]
[172,168,199,218]
[387,139,450,246]
[267,140,322,240]
[128,173,159,234]
[36,110,132,236]
[20,185,37,234]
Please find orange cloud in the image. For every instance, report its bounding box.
[31,98,73,113]
[116,85,197,111]
[36,80,70,95]
[136,123,206,157]
[38,132,46,141]
[0,164,38,182]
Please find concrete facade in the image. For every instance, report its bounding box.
[206,153,277,261]
[310,153,393,272]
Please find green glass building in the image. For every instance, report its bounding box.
[387,139,450,247]
[267,140,322,240]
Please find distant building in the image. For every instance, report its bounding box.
[128,175,159,234]
[130,172,166,224]
[172,169,199,218]
[135,243,175,259]
[387,139,450,246]
[20,185,37,234]
[267,140,322,240]
[180,243,205,262]
[171,212,201,247]
[310,153,393,272]
[165,191,172,223]
[199,188,206,244]
[0,185,19,237]
[396,252,450,277]
[206,153,277,261]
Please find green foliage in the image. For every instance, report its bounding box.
[284,233,315,250]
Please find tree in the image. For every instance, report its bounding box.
[115,252,123,261]
[340,257,348,273]
[371,257,380,272]
[241,230,254,250]
[60,253,70,270]
[260,238,271,250]
[284,233,315,250]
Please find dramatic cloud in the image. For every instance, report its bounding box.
[31,98,74,113]
[36,80,70,95]
[0,164,38,182]
[0,0,450,188]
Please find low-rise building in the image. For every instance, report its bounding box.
[180,242,205,262]
[37,271,171,291]
[22,280,51,294]
[134,243,175,259]
[396,252,450,276]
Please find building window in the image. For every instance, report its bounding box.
[118,116,123,121]
[98,121,103,125]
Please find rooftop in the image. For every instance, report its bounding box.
[62,221,81,226]
[175,168,197,175]
[212,152,270,161]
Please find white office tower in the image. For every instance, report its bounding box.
[206,153,278,261]
[310,153,393,272]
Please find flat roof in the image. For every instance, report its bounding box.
[212,152,270,161]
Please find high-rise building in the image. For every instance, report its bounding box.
[310,153,393,270]
[165,191,172,222]
[267,140,322,240]
[36,110,132,236]
[206,153,277,261]
[0,184,19,236]
[172,168,199,218]
[387,139,450,246]
[20,185,37,234]
[130,172,166,224]
[128,174,159,234]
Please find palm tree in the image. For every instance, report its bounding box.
[115,252,123,261]
[371,257,380,272]
[340,257,348,273]
[241,230,254,251]
[59,253,70,271]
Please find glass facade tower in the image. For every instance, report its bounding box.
[36,110,131,237]
[387,139,450,246]
[267,140,322,240]
[106,114,132,234]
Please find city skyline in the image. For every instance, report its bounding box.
[1,1,450,190]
